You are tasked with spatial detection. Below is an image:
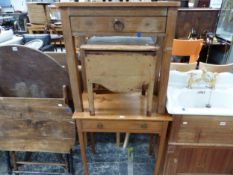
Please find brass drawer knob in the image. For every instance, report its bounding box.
[141,123,148,129]
[113,19,125,32]
[97,123,104,129]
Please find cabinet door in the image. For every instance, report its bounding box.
[169,116,233,145]
[163,145,233,175]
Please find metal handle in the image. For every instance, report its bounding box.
[141,123,148,129]
[97,123,103,129]
[113,19,124,32]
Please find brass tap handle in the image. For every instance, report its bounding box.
[113,19,124,32]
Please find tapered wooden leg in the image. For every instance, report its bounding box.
[90,133,96,154]
[84,132,88,148]
[116,132,121,146]
[155,135,160,159]
[154,122,168,175]
[87,82,95,116]
[77,121,89,175]
[149,134,155,155]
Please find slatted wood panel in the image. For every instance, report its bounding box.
[27,3,49,24]
[0,98,75,153]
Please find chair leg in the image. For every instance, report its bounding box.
[10,151,18,171]
[147,81,155,116]
[141,85,146,96]
[10,151,19,175]
[90,133,96,154]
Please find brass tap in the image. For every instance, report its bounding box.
[187,73,195,89]
[187,70,218,89]
[208,73,218,89]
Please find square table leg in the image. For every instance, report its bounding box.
[154,122,168,175]
[77,121,89,175]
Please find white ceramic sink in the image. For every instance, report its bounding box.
[167,70,233,116]
[167,87,233,116]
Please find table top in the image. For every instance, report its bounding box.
[73,93,172,121]
[56,1,180,8]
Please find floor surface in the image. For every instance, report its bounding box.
[0,134,156,175]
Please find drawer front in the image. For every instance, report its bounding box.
[70,16,166,33]
[69,8,168,17]
[81,120,163,133]
[171,116,233,144]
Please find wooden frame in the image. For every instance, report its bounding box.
[57,2,179,175]
[74,93,172,175]
[58,2,179,114]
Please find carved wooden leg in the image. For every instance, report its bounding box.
[154,122,168,175]
[77,121,89,175]
[147,81,155,116]
[87,82,95,116]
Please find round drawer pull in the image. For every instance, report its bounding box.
[113,19,125,32]
[141,123,148,129]
[97,123,104,129]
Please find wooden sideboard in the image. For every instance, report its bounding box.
[163,115,233,175]
[176,8,219,38]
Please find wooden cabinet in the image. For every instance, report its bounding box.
[163,115,233,175]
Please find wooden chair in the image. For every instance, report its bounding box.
[27,2,50,24]
[172,39,204,63]
[170,62,197,72]
[199,62,233,73]
[0,45,75,174]
[81,44,158,116]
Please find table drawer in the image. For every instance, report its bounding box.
[81,120,163,133]
[171,116,233,144]
[70,16,166,33]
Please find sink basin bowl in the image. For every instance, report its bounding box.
[167,87,233,116]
